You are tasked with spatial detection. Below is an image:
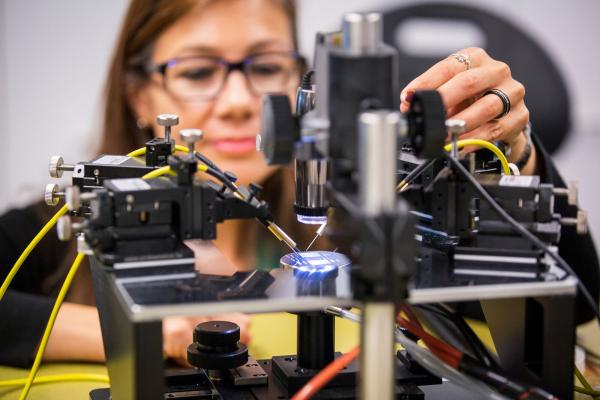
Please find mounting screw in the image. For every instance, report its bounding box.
[49,156,74,178]
[554,181,579,206]
[57,215,87,241]
[157,114,179,142]
[44,183,64,206]
[65,186,97,211]
[561,210,588,235]
[445,119,467,159]
[180,129,204,160]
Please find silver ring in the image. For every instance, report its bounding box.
[484,88,511,119]
[450,53,471,70]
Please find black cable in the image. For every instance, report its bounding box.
[417,304,501,371]
[398,158,436,189]
[194,151,223,174]
[445,154,600,323]
[300,69,314,90]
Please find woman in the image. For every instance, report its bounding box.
[0,0,597,368]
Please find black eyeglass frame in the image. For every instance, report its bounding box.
[146,50,304,101]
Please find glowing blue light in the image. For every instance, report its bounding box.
[296,215,328,225]
[280,251,350,278]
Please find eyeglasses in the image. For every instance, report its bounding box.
[147,51,301,101]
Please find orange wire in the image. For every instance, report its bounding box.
[397,308,463,368]
[291,346,360,400]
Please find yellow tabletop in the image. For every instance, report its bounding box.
[0,312,359,400]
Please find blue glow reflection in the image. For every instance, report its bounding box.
[280,251,350,279]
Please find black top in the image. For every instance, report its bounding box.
[0,136,598,367]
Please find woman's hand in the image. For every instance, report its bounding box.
[400,47,536,174]
[163,313,251,366]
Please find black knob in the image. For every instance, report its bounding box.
[260,94,299,165]
[187,321,248,370]
[407,90,446,159]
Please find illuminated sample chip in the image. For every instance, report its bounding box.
[280,251,351,274]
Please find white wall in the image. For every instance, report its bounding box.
[1,0,599,245]
[0,0,128,209]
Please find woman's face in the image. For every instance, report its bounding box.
[131,0,298,185]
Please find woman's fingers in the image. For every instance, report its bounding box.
[436,62,510,112]
[459,101,530,146]
[400,47,489,111]
[451,80,525,132]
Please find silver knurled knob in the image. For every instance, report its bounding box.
[49,155,74,178]
[57,216,73,241]
[44,183,64,206]
[446,119,467,158]
[561,210,588,235]
[180,129,204,159]
[157,114,179,126]
[57,215,87,241]
[446,119,467,135]
[65,186,97,211]
[157,114,179,142]
[553,181,579,206]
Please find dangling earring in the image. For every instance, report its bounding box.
[136,117,149,129]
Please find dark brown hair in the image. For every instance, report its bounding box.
[97,0,316,266]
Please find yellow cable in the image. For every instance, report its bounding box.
[443,139,511,175]
[18,252,86,400]
[126,145,189,158]
[0,204,69,301]
[141,166,172,180]
[0,373,108,388]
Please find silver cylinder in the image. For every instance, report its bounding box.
[295,87,316,116]
[358,111,399,215]
[342,12,383,55]
[360,302,396,400]
[294,158,328,224]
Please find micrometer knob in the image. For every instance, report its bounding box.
[57,215,73,241]
[44,183,63,206]
[180,129,204,158]
[49,155,74,178]
[156,114,179,127]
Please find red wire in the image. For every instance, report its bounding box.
[397,305,463,368]
[291,346,360,400]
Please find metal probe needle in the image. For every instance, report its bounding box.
[305,222,327,251]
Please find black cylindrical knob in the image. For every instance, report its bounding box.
[297,312,335,370]
[187,321,248,371]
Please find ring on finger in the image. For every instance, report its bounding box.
[449,53,472,71]
[484,88,511,119]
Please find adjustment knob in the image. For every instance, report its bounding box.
[66,186,81,211]
[44,183,63,206]
[260,94,299,165]
[157,114,179,142]
[49,156,74,178]
[187,321,248,371]
[57,216,73,241]
[561,210,588,235]
[157,114,179,127]
[180,129,203,159]
[407,91,446,159]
